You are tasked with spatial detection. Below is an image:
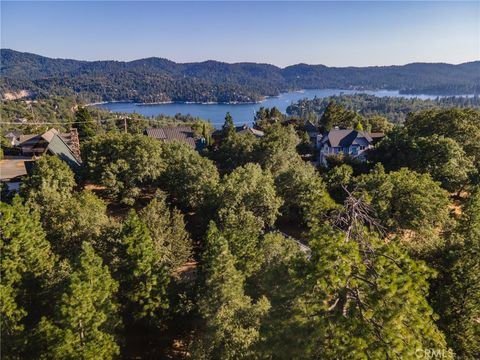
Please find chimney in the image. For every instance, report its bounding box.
[69,128,81,160]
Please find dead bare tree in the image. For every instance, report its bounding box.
[332,186,385,243]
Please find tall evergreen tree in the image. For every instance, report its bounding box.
[222,112,235,140]
[73,107,97,139]
[257,123,300,175]
[193,223,270,359]
[431,187,480,359]
[139,191,192,276]
[262,195,450,359]
[319,100,342,132]
[38,242,120,360]
[0,196,56,358]
[119,210,170,326]
[216,208,264,277]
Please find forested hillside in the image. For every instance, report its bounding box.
[287,94,480,123]
[2,105,479,359]
[1,49,479,103]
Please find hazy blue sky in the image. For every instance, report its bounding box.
[1,1,478,67]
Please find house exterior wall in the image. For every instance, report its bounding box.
[318,143,372,166]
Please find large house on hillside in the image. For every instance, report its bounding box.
[317,128,384,166]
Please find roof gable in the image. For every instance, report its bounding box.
[304,121,318,133]
[324,129,376,147]
[145,126,196,148]
[46,134,82,172]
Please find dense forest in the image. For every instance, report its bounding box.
[1,103,479,359]
[1,49,479,103]
[287,94,480,123]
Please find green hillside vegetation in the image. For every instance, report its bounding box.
[287,93,480,124]
[2,49,479,103]
[1,106,479,359]
[0,97,213,139]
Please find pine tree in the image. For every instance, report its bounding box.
[216,207,263,277]
[202,123,212,146]
[38,242,120,360]
[355,121,364,131]
[193,223,270,359]
[119,210,170,325]
[221,112,235,140]
[262,194,450,359]
[139,191,192,276]
[319,100,340,131]
[73,107,97,139]
[432,187,480,358]
[0,196,56,357]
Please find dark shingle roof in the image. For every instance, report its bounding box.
[323,130,376,147]
[235,124,264,137]
[145,126,196,148]
[304,121,318,133]
[18,134,41,146]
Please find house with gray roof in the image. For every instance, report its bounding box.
[212,124,265,144]
[17,128,81,159]
[235,124,265,137]
[144,126,206,151]
[317,128,384,166]
[13,128,82,172]
[1,128,82,192]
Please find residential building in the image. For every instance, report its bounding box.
[234,124,265,137]
[317,128,384,166]
[144,126,206,151]
[303,120,319,144]
[17,128,81,159]
[1,128,82,191]
[212,124,265,144]
[15,128,81,171]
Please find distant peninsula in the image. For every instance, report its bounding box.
[1,49,479,103]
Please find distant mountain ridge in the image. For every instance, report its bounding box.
[1,49,479,103]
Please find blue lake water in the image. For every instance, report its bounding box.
[94,89,444,127]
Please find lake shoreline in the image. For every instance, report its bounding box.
[91,89,475,127]
[86,88,475,108]
[86,98,270,107]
